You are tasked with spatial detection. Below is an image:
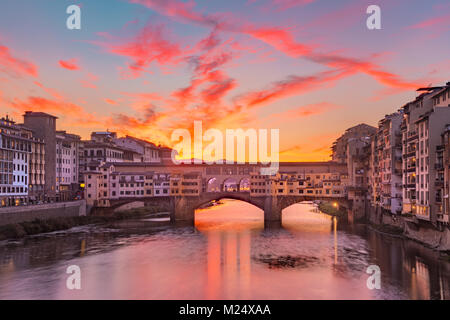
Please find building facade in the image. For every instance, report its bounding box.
[114,135,161,163]
[0,116,32,206]
[371,112,403,214]
[400,83,450,223]
[439,125,450,226]
[331,123,377,164]
[23,111,57,202]
[56,131,82,201]
[21,125,45,204]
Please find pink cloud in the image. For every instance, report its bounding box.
[94,23,184,78]
[80,73,99,89]
[129,0,425,92]
[235,68,354,108]
[0,44,38,77]
[409,13,450,29]
[104,98,118,105]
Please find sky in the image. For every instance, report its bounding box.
[0,0,449,161]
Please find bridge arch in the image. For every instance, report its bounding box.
[193,192,265,212]
[206,177,221,192]
[239,177,250,192]
[222,178,238,192]
[278,197,350,212]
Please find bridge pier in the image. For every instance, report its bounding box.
[171,197,195,224]
[263,196,282,223]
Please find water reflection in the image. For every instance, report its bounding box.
[0,200,448,299]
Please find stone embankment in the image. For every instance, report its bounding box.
[368,205,450,252]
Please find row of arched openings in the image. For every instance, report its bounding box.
[207,177,250,193]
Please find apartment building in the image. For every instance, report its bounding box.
[346,136,372,214]
[250,171,345,198]
[152,173,171,197]
[23,111,57,201]
[170,172,202,196]
[56,131,82,201]
[19,125,45,204]
[371,112,403,214]
[114,136,161,163]
[331,123,377,163]
[84,163,202,207]
[438,124,450,226]
[84,164,152,207]
[80,133,144,181]
[0,116,32,206]
[400,82,450,223]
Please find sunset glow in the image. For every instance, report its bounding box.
[0,0,449,161]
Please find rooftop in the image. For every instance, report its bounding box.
[23,111,58,119]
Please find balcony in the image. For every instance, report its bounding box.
[435,179,444,187]
[403,151,415,159]
[407,132,418,142]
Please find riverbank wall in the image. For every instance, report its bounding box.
[367,205,450,252]
[0,200,86,227]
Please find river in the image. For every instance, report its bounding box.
[0,200,449,299]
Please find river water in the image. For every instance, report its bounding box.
[0,200,449,300]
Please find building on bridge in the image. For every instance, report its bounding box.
[84,163,203,207]
[250,171,346,198]
[83,161,353,224]
[83,161,349,208]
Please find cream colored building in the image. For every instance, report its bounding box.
[250,171,345,198]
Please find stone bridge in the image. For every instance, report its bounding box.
[107,192,350,225]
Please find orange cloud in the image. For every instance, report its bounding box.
[33,81,63,100]
[8,96,103,128]
[276,102,342,118]
[104,98,118,105]
[58,59,80,71]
